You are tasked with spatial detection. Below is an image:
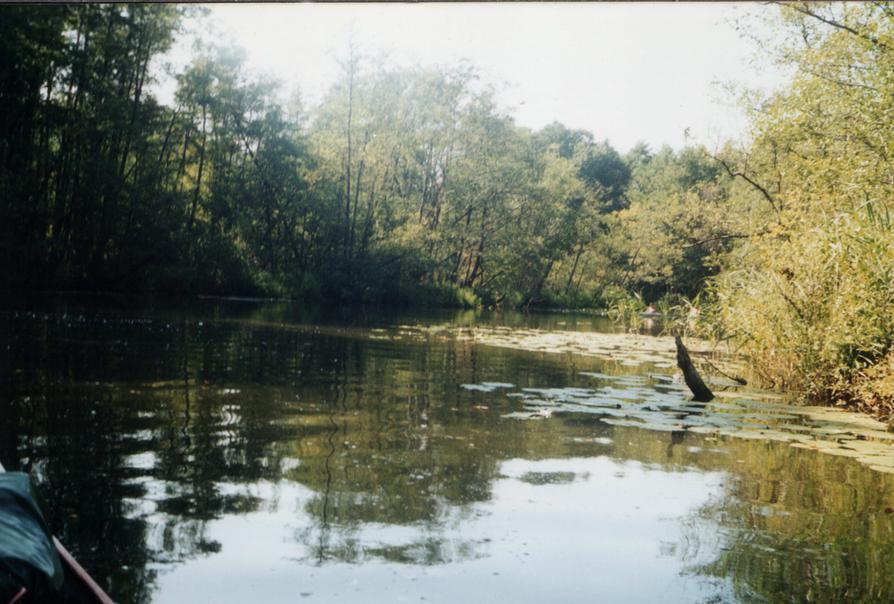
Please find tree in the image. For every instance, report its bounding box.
[710,2,894,415]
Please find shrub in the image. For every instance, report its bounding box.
[711,209,894,415]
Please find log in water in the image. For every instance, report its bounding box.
[675,335,715,402]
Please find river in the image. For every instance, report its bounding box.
[2,295,893,603]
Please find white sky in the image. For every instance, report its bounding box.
[158,2,789,153]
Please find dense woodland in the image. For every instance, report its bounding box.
[1,3,893,417]
[0,4,747,306]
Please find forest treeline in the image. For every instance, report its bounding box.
[1,3,893,417]
[0,4,748,307]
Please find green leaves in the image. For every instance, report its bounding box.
[708,3,894,416]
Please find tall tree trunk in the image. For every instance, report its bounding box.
[565,242,585,294]
[526,258,555,307]
[189,103,207,232]
[349,159,364,259]
[343,56,355,257]
[465,208,488,287]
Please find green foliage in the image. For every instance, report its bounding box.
[604,287,645,327]
[713,209,894,412]
[708,2,894,417]
[0,6,702,312]
[585,145,746,302]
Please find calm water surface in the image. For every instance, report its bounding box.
[2,296,893,603]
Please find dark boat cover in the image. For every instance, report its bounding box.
[0,473,64,603]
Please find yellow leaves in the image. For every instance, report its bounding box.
[711,5,894,412]
[714,202,894,409]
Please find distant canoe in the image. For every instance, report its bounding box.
[640,311,662,318]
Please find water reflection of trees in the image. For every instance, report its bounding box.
[699,461,894,602]
[2,303,893,603]
[1,305,588,600]
[612,425,894,603]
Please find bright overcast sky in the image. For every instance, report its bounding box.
[161,2,790,153]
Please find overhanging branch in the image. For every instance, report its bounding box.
[711,153,782,215]
[775,1,894,52]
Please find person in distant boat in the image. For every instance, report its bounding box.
[645,304,656,314]
[686,305,700,327]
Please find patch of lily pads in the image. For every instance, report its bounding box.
[495,372,894,474]
[446,327,730,369]
[409,323,893,473]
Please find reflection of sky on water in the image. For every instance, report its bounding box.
[2,297,893,603]
[152,458,731,604]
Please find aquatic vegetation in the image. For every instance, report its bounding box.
[448,326,724,369]
[493,373,894,474]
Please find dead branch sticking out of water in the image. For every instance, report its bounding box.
[675,335,715,402]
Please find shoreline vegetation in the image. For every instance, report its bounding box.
[2,4,893,420]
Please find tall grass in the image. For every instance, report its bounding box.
[710,204,894,419]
